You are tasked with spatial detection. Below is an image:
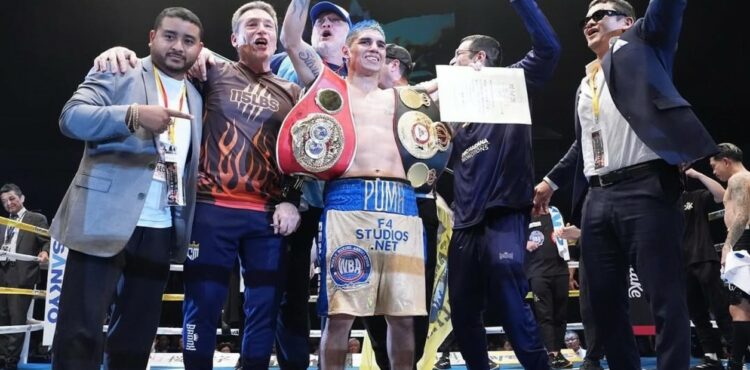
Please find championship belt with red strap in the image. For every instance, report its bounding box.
[276,66,356,180]
[393,87,453,193]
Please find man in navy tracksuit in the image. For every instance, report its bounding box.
[446,0,561,368]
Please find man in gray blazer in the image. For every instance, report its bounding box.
[0,183,49,370]
[49,7,204,370]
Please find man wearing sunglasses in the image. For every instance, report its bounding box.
[533,0,717,369]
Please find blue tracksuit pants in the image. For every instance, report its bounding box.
[182,203,287,370]
[448,210,549,370]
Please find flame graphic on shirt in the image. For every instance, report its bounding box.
[198,70,293,210]
[197,119,281,209]
[197,79,284,210]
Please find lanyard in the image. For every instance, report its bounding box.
[3,211,24,245]
[3,226,14,244]
[153,67,186,144]
[587,63,604,123]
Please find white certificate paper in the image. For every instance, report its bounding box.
[436,65,531,125]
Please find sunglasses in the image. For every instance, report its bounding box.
[579,9,626,29]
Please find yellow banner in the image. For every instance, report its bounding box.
[360,335,380,370]
[417,196,453,370]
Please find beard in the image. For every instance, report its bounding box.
[151,51,192,78]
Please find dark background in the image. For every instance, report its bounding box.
[0,0,746,221]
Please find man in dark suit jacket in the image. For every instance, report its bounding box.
[0,183,49,370]
[533,0,717,369]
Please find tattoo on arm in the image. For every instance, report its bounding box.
[299,49,321,78]
[292,0,308,20]
[725,176,750,248]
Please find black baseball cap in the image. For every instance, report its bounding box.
[386,44,414,72]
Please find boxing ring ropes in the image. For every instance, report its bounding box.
[0,211,727,366]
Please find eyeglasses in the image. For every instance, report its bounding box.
[453,49,476,58]
[315,15,345,26]
[579,9,626,29]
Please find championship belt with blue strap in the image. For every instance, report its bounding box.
[393,87,452,193]
[277,66,356,180]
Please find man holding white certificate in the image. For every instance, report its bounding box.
[441,0,561,368]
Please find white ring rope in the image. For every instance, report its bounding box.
[0,321,627,337]
[0,322,44,335]
[0,253,188,269]
[137,324,593,338]
[0,250,42,262]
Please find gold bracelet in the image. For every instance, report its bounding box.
[132,103,140,131]
[126,104,136,132]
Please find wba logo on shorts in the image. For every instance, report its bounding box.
[330,245,371,290]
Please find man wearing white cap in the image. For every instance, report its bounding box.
[274,1,352,83]
[273,2,352,369]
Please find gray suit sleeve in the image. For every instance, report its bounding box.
[59,67,133,141]
[32,213,51,254]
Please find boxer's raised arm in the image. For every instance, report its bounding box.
[280,0,322,86]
